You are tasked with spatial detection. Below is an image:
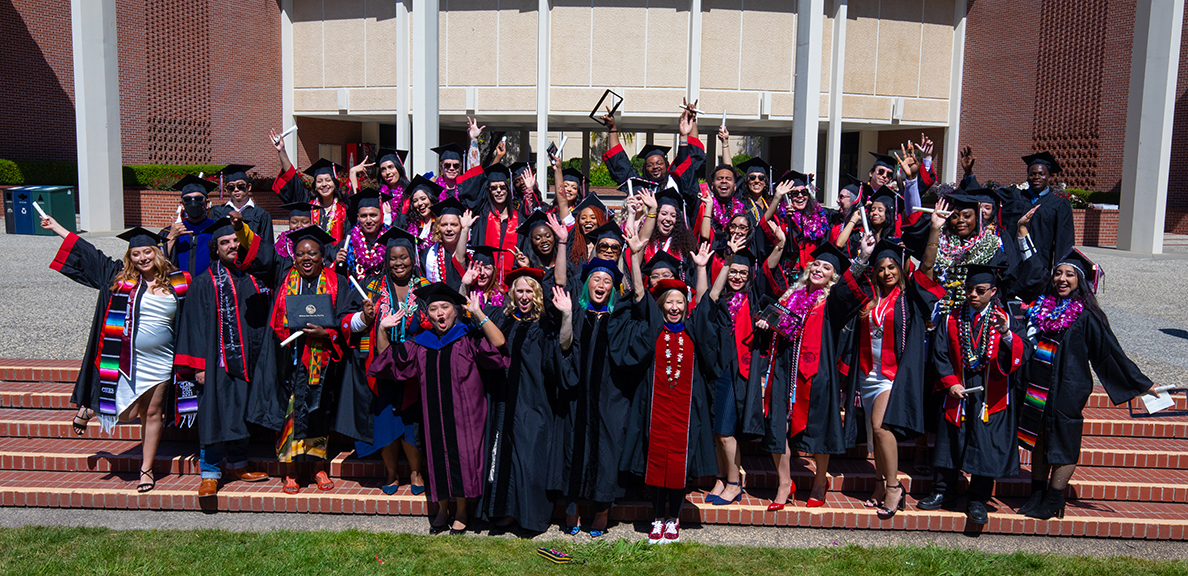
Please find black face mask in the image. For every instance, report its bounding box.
[183,197,207,220]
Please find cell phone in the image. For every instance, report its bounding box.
[547,142,559,161]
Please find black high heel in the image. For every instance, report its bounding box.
[1024,489,1066,520]
[1018,483,1046,516]
[876,484,905,519]
[137,470,155,493]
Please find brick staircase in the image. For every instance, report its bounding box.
[1,358,1186,539]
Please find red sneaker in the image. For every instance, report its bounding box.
[663,519,680,543]
[647,520,664,544]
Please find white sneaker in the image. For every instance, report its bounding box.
[648,520,665,544]
[662,519,680,544]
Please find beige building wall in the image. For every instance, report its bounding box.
[290,1,956,129]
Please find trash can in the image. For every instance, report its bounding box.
[7,185,75,235]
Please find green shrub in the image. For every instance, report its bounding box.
[732,153,753,166]
[1065,187,1120,205]
[0,160,21,185]
[0,159,78,186]
[123,164,228,190]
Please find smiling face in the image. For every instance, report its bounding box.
[644,155,667,181]
[648,266,676,288]
[129,246,158,274]
[530,225,555,256]
[562,180,580,203]
[578,208,600,235]
[806,259,835,290]
[437,214,461,245]
[1053,264,1079,298]
[288,214,312,229]
[215,233,240,266]
[1027,164,1050,192]
[727,215,750,244]
[947,207,978,238]
[440,158,462,182]
[314,174,336,200]
[594,238,622,261]
[874,257,901,292]
[837,189,854,214]
[869,165,893,189]
[293,238,324,280]
[512,277,537,314]
[790,186,809,211]
[713,168,736,199]
[388,245,413,281]
[661,289,688,324]
[379,160,401,187]
[869,203,887,226]
[727,263,750,292]
[411,190,433,218]
[357,206,383,235]
[980,202,994,223]
[488,180,509,207]
[587,271,614,305]
[427,300,457,334]
[746,172,766,196]
[475,261,495,288]
[657,204,678,236]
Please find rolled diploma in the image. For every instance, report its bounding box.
[859,203,870,234]
[280,331,304,347]
[32,201,48,219]
[962,386,984,394]
[350,275,370,301]
[280,125,298,139]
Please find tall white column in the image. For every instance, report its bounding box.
[281,0,296,156]
[71,0,123,232]
[581,129,591,175]
[411,0,440,177]
[792,0,824,178]
[1119,0,1183,254]
[824,0,848,203]
[687,0,702,105]
[942,0,966,184]
[536,0,551,191]
[396,0,411,153]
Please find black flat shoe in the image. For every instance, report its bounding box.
[915,491,953,511]
[966,501,989,525]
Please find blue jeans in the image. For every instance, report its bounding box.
[200,439,250,480]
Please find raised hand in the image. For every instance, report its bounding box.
[466,116,485,141]
[895,142,918,180]
[379,308,406,330]
[679,98,699,137]
[914,133,934,157]
[726,235,745,256]
[494,138,507,163]
[465,291,485,315]
[460,209,477,230]
[600,105,617,131]
[775,179,794,198]
[551,286,572,314]
[461,260,480,286]
[959,146,976,175]
[624,223,649,254]
[639,189,658,212]
[513,246,530,268]
[362,298,376,324]
[625,194,643,217]
[691,241,712,268]
[858,231,876,261]
[521,166,536,192]
[546,212,568,244]
[931,198,951,229]
[269,128,286,152]
[992,308,1011,335]
[717,125,730,145]
[1017,204,1040,239]
[228,209,243,229]
[350,156,375,179]
[335,246,348,266]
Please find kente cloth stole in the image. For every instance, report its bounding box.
[1017,337,1058,451]
[270,268,337,386]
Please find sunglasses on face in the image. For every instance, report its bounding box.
[964,285,993,296]
[596,242,622,254]
[875,168,894,177]
[747,174,767,182]
[790,189,810,198]
[227,183,248,191]
[442,162,461,170]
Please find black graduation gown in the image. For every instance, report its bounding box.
[417,244,465,289]
[603,139,706,228]
[841,269,945,447]
[1027,311,1154,465]
[554,297,637,503]
[713,292,767,442]
[613,292,726,485]
[480,307,571,532]
[175,261,274,445]
[50,234,189,412]
[246,271,373,445]
[931,306,1032,478]
[211,202,276,257]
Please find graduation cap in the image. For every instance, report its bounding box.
[562,167,586,184]
[406,174,445,199]
[869,152,898,172]
[414,282,467,306]
[484,163,512,184]
[961,262,1007,286]
[280,201,316,219]
[218,164,254,183]
[1023,151,1063,174]
[377,226,418,253]
[377,149,409,173]
[811,242,851,272]
[173,174,217,197]
[202,216,238,240]
[641,250,682,277]
[468,245,507,266]
[582,257,624,284]
[871,238,910,266]
[586,221,624,244]
[650,277,691,300]
[288,225,335,250]
[505,267,545,287]
[637,144,671,162]
[509,156,537,177]
[573,193,608,216]
[656,187,684,210]
[728,247,757,268]
[736,157,772,177]
[617,177,659,194]
[943,191,993,211]
[118,227,165,249]
[431,143,466,162]
[778,170,812,187]
[348,188,384,213]
[515,209,552,237]
[1056,249,1103,293]
[870,186,899,212]
[304,158,342,179]
[430,197,466,218]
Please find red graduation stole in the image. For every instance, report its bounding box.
[788,300,826,438]
[646,326,695,490]
[939,305,1025,427]
[858,286,901,381]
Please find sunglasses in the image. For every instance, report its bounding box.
[790,189,810,197]
[596,242,623,253]
[747,174,767,182]
[875,168,894,177]
[442,162,462,170]
[226,183,248,191]
[964,285,993,296]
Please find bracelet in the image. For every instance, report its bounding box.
[927,242,939,247]
[476,316,489,328]
[608,130,618,133]
[646,212,658,218]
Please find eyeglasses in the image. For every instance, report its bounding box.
[875,168,894,177]
[727,223,750,232]
[226,183,248,191]
[747,174,767,182]
[596,242,622,254]
[726,270,749,278]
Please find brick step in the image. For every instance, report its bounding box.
[0,381,75,409]
[0,470,1184,540]
[2,437,1183,504]
[0,360,80,385]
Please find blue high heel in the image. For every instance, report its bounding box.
[705,476,728,505]
[409,484,425,496]
[710,480,743,506]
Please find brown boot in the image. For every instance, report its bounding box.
[198,478,218,497]
[226,467,269,482]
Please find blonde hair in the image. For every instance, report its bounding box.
[783,263,840,305]
[112,246,179,295]
[656,288,689,323]
[431,213,461,245]
[503,276,544,322]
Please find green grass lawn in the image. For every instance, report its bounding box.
[1,527,1185,576]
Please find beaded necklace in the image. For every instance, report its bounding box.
[662,329,686,388]
[958,304,995,370]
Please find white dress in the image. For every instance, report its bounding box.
[111,291,178,424]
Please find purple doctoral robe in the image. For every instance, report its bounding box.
[369,324,509,502]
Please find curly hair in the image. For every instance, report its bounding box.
[648,204,695,261]
[111,246,179,295]
[570,206,610,265]
[503,275,545,322]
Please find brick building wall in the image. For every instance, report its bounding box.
[1168,15,1188,233]
[1,1,77,162]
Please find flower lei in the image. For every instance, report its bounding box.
[348,225,388,277]
[1028,295,1085,333]
[937,224,1002,315]
[434,175,457,201]
[727,291,748,319]
[790,207,829,242]
[275,229,294,258]
[712,197,746,230]
[381,184,405,215]
[775,286,824,339]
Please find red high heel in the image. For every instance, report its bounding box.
[767,480,796,511]
[806,477,831,508]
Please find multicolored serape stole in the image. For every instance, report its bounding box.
[164,272,194,427]
[1018,337,1058,451]
[95,279,137,431]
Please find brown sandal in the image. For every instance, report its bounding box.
[72,406,94,436]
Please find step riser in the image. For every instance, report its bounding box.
[0,488,1182,541]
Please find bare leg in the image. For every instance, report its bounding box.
[453,497,469,530]
[710,434,729,497]
[718,435,742,502]
[771,442,793,505]
[380,442,400,486]
[870,391,902,511]
[433,500,450,527]
[138,382,169,480]
[591,507,610,532]
[810,454,830,501]
[402,439,425,487]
